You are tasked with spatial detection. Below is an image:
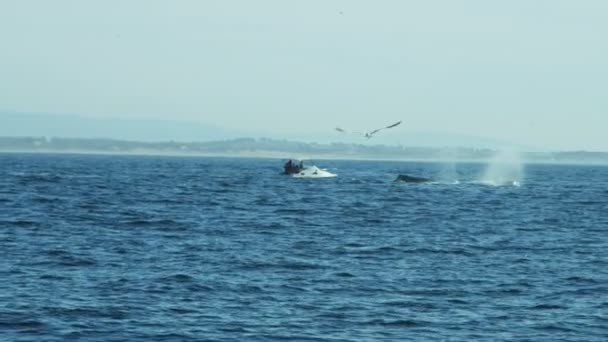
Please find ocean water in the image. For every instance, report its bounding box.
[1,153,607,341]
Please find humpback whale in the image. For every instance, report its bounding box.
[394,174,433,183]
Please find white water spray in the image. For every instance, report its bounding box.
[438,148,460,184]
[479,150,524,187]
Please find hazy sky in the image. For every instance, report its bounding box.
[1,1,607,150]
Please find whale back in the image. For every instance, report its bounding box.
[394,174,433,183]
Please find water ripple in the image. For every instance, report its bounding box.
[1,154,607,341]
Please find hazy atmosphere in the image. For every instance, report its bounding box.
[2,1,607,150]
[3,3,608,340]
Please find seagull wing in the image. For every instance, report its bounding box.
[385,120,402,129]
[366,120,402,137]
[367,128,382,136]
[336,127,367,137]
[336,121,401,138]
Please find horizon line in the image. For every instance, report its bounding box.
[1,135,608,154]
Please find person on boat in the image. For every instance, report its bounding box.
[285,159,301,174]
[284,159,306,174]
[284,159,293,174]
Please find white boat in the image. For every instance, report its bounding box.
[283,159,337,178]
[291,165,337,178]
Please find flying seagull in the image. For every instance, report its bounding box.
[335,120,402,139]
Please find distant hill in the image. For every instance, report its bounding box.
[2,112,540,151]
[2,136,608,164]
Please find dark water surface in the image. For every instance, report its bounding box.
[1,153,607,341]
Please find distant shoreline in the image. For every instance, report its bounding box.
[3,149,608,167]
[2,136,608,165]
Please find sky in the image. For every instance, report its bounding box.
[1,0,607,150]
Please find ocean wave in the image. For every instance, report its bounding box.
[2,154,608,341]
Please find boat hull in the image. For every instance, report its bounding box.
[292,166,337,178]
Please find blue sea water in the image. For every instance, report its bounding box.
[1,153,607,341]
